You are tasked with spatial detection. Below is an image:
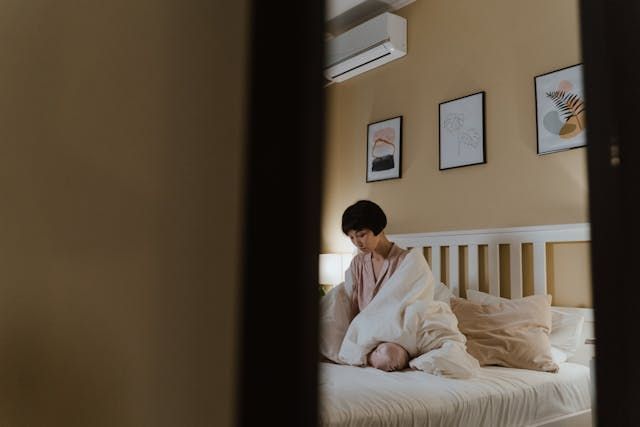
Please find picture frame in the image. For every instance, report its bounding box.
[366,116,402,182]
[439,91,486,170]
[534,64,586,155]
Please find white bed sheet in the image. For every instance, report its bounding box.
[319,362,590,427]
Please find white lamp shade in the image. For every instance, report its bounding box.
[319,254,342,285]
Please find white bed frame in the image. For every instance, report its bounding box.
[389,223,589,299]
[388,223,595,427]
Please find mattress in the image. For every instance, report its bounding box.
[319,362,591,427]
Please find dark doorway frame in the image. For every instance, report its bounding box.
[580,0,640,425]
[238,1,325,425]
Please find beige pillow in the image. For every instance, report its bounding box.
[465,289,585,361]
[450,295,558,373]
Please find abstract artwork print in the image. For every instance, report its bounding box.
[535,64,586,155]
[366,116,402,182]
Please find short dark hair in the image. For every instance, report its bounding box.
[341,200,387,236]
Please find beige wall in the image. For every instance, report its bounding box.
[323,0,591,307]
[0,1,246,425]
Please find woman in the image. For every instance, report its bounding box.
[341,200,411,372]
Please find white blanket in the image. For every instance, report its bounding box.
[320,248,479,378]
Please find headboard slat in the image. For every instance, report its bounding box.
[467,244,479,291]
[533,242,547,295]
[449,245,460,297]
[509,244,523,299]
[488,244,500,296]
[431,245,441,285]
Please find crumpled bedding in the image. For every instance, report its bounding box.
[320,247,479,378]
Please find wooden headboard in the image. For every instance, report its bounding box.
[389,223,590,299]
[388,223,594,365]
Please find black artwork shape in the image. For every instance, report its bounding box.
[372,155,394,171]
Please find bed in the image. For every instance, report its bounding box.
[320,223,594,427]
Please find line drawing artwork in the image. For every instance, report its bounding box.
[443,113,481,156]
[439,91,485,170]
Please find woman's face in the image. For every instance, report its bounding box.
[347,228,380,253]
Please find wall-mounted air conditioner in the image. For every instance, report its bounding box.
[324,12,407,83]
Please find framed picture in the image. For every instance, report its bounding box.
[366,116,402,182]
[534,64,586,155]
[439,91,486,170]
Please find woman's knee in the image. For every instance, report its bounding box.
[367,342,409,372]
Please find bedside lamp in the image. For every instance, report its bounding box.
[319,254,342,294]
[318,253,354,295]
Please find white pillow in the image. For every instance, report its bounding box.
[319,283,353,363]
[434,282,454,305]
[548,308,584,359]
[550,346,568,364]
[465,289,584,361]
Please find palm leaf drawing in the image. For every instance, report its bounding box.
[546,90,585,129]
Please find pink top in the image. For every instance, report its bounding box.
[348,243,409,313]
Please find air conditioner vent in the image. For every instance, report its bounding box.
[324,12,406,83]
